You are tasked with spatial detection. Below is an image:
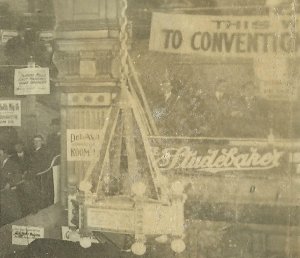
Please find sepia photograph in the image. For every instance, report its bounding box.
[0,0,300,257]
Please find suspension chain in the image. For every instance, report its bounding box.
[119,0,129,89]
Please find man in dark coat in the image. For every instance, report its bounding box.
[202,79,236,137]
[13,141,31,173]
[12,141,32,216]
[46,118,61,162]
[0,147,23,226]
[159,77,186,136]
[229,81,269,138]
[0,127,18,149]
[29,135,53,210]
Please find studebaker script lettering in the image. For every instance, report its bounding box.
[153,147,284,173]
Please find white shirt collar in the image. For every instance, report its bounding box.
[215,91,224,100]
[2,157,9,167]
[17,152,24,157]
[165,92,172,102]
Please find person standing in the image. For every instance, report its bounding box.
[13,141,31,173]
[0,147,22,226]
[159,77,185,136]
[0,127,19,149]
[46,118,61,204]
[13,141,33,216]
[29,135,53,210]
[46,118,61,161]
[203,79,236,137]
[230,81,269,138]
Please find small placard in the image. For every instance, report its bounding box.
[0,100,21,127]
[14,67,50,95]
[87,208,135,233]
[67,129,104,161]
[12,225,44,245]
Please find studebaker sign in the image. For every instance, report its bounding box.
[149,137,300,176]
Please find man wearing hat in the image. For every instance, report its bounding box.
[30,135,53,210]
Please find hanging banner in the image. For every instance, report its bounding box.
[12,225,44,245]
[149,137,300,176]
[14,67,50,95]
[67,129,104,161]
[149,12,300,57]
[0,100,21,126]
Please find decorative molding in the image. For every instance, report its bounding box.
[61,92,112,106]
[53,50,118,80]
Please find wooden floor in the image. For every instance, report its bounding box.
[0,204,66,257]
[1,203,300,258]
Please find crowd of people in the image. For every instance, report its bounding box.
[0,118,60,227]
[155,76,297,139]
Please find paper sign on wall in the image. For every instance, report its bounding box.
[67,129,104,161]
[14,67,50,95]
[12,225,44,245]
[0,100,21,126]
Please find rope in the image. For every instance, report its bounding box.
[35,154,60,176]
[119,0,129,88]
[128,56,159,135]
[0,154,61,193]
[127,77,152,135]
[129,94,162,200]
[95,108,120,195]
[81,107,113,184]
[80,0,129,194]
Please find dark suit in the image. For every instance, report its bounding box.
[12,151,33,216]
[30,146,54,209]
[30,146,50,175]
[0,157,22,226]
[46,132,61,160]
[13,151,31,173]
[0,157,22,190]
[201,92,236,137]
[229,95,269,138]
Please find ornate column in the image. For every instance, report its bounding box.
[53,0,121,206]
